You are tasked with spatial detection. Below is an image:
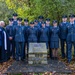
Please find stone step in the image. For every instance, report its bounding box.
[29,54,47,58]
[28,57,47,61]
[28,60,47,64]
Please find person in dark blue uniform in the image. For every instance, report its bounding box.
[38,16,44,27]
[46,18,52,58]
[46,18,51,28]
[50,20,60,60]
[24,19,29,59]
[67,14,75,63]
[34,20,40,42]
[6,18,15,59]
[59,15,68,59]
[13,13,18,26]
[34,20,40,29]
[0,21,10,62]
[39,21,49,49]
[27,22,38,54]
[14,18,25,61]
[27,22,38,42]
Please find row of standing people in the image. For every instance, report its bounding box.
[0,13,75,63]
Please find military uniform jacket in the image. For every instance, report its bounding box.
[13,20,18,26]
[67,23,75,42]
[24,25,30,42]
[34,24,40,29]
[39,27,49,42]
[46,25,52,42]
[38,22,42,27]
[14,25,25,42]
[50,26,60,42]
[59,22,68,40]
[6,25,14,39]
[46,25,50,29]
[27,27,38,42]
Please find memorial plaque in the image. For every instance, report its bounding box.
[29,43,47,53]
[28,43,48,64]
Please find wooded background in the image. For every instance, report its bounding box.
[0,0,75,24]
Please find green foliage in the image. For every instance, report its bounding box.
[0,0,75,24]
[0,0,13,24]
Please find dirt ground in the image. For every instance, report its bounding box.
[0,57,75,75]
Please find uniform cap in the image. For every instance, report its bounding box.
[17,17,22,21]
[46,18,50,21]
[53,20,57,23]
[30,22,34,24]
[69,14,74,18]
[62,15,67,18]
[41,21,45,24]
[9,18,14,21]
[13,13,18,16]
[34,20,38,23]
[38,16,44,19]
[24,19,29,22]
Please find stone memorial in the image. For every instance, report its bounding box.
[28,43,47,64]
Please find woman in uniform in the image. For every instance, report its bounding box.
[50,20,60,60]
[39,21,49,49]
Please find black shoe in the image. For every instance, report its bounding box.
[16,59,19,61]
[68,60,71,63]
[55,57,58,60]
[73,57,75,60]
[50,57,53,59]
[62,57,65,59]
[52,57,55,60]
[21,58,24,61]
[13,57,16,60]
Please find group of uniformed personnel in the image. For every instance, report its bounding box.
[0,13,75,63]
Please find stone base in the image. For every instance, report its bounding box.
[5,59,72,74]
[28,53,47,64]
